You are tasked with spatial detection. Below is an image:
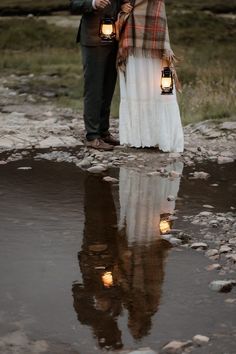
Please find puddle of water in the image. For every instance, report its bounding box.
[0,160,235,353]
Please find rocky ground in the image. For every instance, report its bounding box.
[0,76,236,354]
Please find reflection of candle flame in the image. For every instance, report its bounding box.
[101,24,113,36]
[102,271,113,288]
[160,220,171,234]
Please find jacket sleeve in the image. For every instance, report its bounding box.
[70,0,94,14]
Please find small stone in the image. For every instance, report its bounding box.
[220,121,236,130]
[161,234,173,242]
[162,340,192,353]
[168,237,182,246]
[169,152,181,158]
[229,238,236,245]
[191,171,210,179]
[203,204,214,209]
[103,176,119,183]
[87,165,107,173]
[205,249,218,257]
[77,158,91,169]
[217,156,234,164]
[17,166,32,170]
[191,242,208,250]
[199,211,213,217]
[38,136,64,148]
[219,245,232,254]
[228,254,236,262]
[209,280,233,293]
[225,298,236,304]
[169,171,181,178]
[192,335,210,346]
[206,264,221,271]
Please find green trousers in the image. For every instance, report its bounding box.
[81,43,118,141]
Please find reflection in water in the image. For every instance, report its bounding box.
[72,163,183,349]
[72,175,122,349]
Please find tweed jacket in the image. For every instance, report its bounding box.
[70,0,122,46]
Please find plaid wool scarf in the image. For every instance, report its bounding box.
[117,0,175,71]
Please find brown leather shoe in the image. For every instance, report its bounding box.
[86,138,114,151]
[102,134,120,146]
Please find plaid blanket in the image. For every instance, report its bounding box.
[117,0,174,70]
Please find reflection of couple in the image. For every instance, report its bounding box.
[72,163,183,349]
[70,0,184,152]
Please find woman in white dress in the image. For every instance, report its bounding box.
[117,0,184,152]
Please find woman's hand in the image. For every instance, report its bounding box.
[121,2,133,13]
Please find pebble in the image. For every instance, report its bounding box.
[219,245,232,254]
[225,298,236,304]
[168,237,182,246]
[228,254,236,262]
[161,340,192,353]
[192,335,210,346]
[203,204,214,209]
[190,242,208,250]
[190,171,210,179]
[87,165,107,173]
[217,156,234,164]
[38,136,64,148]
[17,166,32,170]
[103,176,119,183]
[198,211,213,217]
[220,121,236,130]
[206,263,221,271]
[205,249,218,257]
[209,280,234,293]
[169,171,181,178]
[229,238,236,245]
[77,158,91,169]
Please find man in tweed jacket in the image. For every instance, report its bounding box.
[70,0,122,150]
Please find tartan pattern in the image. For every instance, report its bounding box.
[118,0,172,67]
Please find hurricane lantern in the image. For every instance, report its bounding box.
[99,18,116,42]
[161,66,173,95]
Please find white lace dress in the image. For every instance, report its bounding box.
[119,55,184,152]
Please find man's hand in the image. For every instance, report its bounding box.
[94,0,111,9]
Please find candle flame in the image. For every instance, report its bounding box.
[160,220,171,234]
[102,271,113,288]
[101,24,113,36]
[161,77,172,89]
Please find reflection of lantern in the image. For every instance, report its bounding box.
[102,271,113,288]
[99,18,116,42]
[160,219,171,234]
[161,67,173,95]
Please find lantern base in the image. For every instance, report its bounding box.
[161,90,173,95]
[100,36,116,43]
